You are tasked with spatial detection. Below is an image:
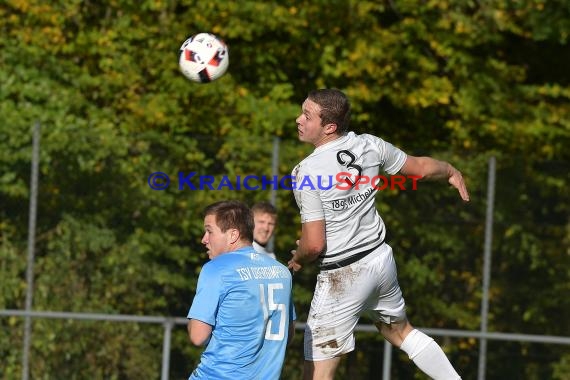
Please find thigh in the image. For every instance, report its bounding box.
[365,244,407,324]
[304,262,375,360]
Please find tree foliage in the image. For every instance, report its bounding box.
[1,0,568,379]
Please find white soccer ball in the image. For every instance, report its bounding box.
[179,33,229,83]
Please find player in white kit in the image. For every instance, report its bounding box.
[288,89,470,380]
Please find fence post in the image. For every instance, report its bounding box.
[478,156,496,380]
[267,136,280,252]
[161,319,174,380]
[22,121,41,380]
[382,339,392,380]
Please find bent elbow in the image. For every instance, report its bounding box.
[189,331,210,346]
[189,335,205,347]
[187,321,210,347]
[307,242,326,259]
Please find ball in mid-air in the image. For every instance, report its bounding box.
[179,33,229,83]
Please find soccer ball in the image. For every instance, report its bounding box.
[179,33,229,83]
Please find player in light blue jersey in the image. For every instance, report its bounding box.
[187,200,296,380]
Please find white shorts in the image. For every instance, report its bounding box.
[304,243,407,361]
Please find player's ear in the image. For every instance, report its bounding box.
[324,123,338,135]
[229,228,240,244]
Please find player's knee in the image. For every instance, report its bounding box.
[304,359,339,380]
[378,319,413,347]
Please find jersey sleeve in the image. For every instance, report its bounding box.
[187,262,223,326]
[292,165,325,223]
[369,134,407,175]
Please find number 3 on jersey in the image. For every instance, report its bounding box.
[259,283,286,341]
[337,150,362,187]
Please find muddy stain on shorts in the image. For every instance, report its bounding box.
[327,265,361,296]
[313,326,339,350]
[316,339,338,349]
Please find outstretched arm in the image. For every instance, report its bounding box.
[400,155,470,201]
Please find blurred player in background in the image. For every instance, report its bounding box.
[252,201,278,260]
[187,200,296,380]
[288,89,469,380]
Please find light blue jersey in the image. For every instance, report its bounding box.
[188,246,296,380]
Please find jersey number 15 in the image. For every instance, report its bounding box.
[259,283,286,341]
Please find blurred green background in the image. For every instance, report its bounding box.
[1,0,568,379]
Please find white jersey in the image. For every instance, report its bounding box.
[252,241,277,260]
[292,132,406,267]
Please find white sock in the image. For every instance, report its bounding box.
[400,329,462,380]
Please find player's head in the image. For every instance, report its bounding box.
[307,88,351,134]
[296,89,351,147]
[202,200,254,259]
[251,201,277,247]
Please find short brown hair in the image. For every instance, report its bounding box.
[308,88,351,134]
[203,200,254,243]
[251,201,277,218]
